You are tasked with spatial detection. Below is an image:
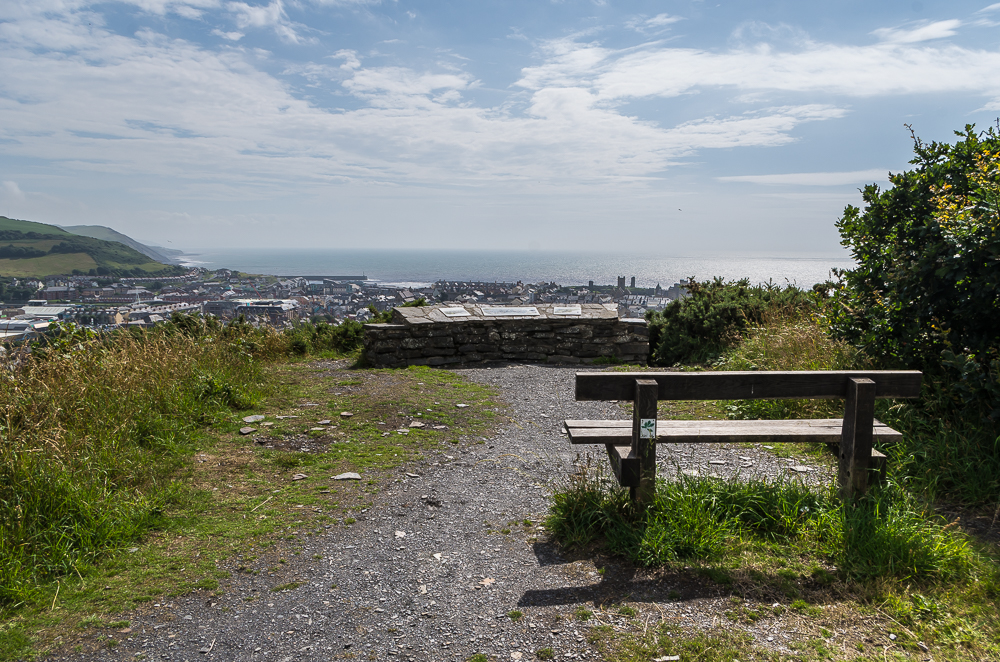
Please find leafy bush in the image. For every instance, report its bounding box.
[831,125,1000,502]
[283,320,365,356]
[646,278,815,365]
[832,124,1000,411]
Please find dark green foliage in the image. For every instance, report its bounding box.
[367,305,394,323]
[831,125,1000,502]
[831,124,1000,410]
[284,320,365,356]
[0,244,46,259]
[0,278,40,302]
[645,278,815,365]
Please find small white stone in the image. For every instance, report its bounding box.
[332,472,361,481]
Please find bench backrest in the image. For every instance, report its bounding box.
[575,370,922,402]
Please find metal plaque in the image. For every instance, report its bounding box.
[553,305,582,315]
[480,306,540,316]
[639,418,657,439]
[440,307,471,317]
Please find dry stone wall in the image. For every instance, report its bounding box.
[363,303,648,368]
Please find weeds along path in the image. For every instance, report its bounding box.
[50,363,842,662]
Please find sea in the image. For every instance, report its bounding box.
[179,249,854,289]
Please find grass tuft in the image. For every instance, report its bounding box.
[547,469,977,581]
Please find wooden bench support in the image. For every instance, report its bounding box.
[631,379,658,504]
[839,377,876,501]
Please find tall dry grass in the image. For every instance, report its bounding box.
[0,326,266,605]
[716,310,867,419]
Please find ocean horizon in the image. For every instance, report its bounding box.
[179,248,854,290]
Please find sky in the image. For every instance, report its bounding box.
[3,1,1000,254]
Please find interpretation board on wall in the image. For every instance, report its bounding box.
[480,306,540,317]
[552,305,582,315]
[440,307,471,317]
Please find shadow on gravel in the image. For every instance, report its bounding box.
[520,547,722,607]
[531,541,572,566]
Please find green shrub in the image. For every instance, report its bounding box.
[646,278,815,365]
[831,125,1000,503]
[283,319,365,356]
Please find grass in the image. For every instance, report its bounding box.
[547,469,977,579]
[0,323,502,659]
[547,467,1000,660]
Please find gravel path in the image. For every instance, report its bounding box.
[55,364,836,662]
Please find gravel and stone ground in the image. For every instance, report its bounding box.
[52,363,845,662]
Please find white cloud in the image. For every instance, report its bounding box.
[226,0,305,43]
[119,0,220,17]
[2,181,26,200]
[975,2,1000,13]
[517,33,1000,101]
[717,169,890,186]
[212,28,244,40]
[647,13,681,28]
[627,12,683,33]
[872,19,962,44]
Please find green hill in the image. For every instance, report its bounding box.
[0,216,185,278]
[59,225,182,265]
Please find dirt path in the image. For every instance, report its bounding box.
[50,363,839,662]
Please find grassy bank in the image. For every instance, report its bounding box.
[0,318,501,658]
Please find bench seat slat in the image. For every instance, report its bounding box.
[565,418,902,445]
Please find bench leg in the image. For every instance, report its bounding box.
[631,379,659,504]
[839,377,876,501]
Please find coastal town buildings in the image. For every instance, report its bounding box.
[0,269,690,336]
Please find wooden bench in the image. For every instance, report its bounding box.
[563,370,922,502]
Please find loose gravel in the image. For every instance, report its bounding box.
[52,363,838,662]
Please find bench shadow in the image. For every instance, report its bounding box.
[520,543,723,607]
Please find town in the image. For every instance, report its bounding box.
[0,269,691,340]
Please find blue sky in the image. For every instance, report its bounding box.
[3,1,1000,254]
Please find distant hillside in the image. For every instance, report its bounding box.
[60,225,182,265]
[0,216,185,278]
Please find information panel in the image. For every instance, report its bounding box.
[480,306,540,316]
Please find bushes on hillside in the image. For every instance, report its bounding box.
[645,278,816,365]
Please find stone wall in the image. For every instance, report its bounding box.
[363,303,648,368]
